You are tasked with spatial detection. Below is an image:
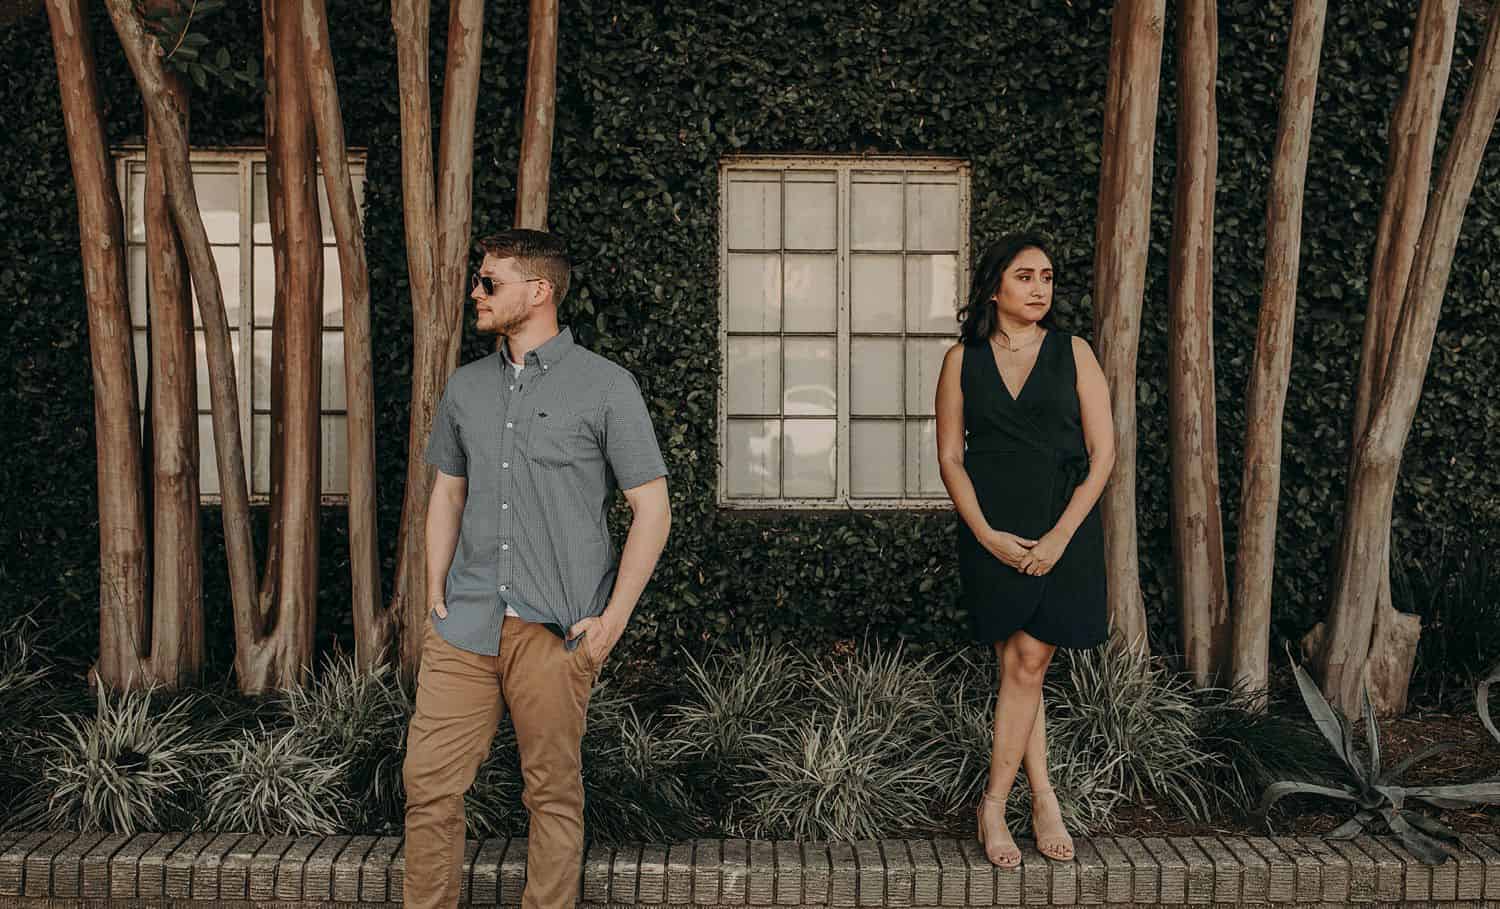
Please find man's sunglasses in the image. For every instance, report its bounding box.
[471,273,543,296]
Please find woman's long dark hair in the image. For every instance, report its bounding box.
[957,233,1061,346]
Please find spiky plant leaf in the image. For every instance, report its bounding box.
[1326,810,1379,839]
[1362,688,1381,783]
[1288,654,1361,779]
[1480,660,1499,744]
[1404,780,1500,810]
[1256,780,1358,817]
[1385,809,1454,863]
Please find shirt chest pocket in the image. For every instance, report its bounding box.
[525,408,592,468]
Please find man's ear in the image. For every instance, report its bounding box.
[533,278,555,307]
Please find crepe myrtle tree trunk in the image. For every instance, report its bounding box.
[1230,0,1327,702]
[1091,0,1165,654]
[249,0,324,693]
[299,0,383,670]
[1302,0,1458,716]
[104,0,261,692]
[390,0,485,681]
[46,0,149,689]
[1167,0,1229,688]
[515,0,559,229]
[1319,0,1500,718]
[141,0,202,688]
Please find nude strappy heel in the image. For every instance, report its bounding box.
[1029,785,1075,861]
[976,790,1022,868]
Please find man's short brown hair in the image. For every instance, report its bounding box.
[477,229,571,305]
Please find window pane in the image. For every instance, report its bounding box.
[129,246,147,327]
[199,413,219,497]
[726,174,780,250]
[783,254,836,333]
[726,336,780,415]
[189,245,241,328]
[905,338,949,417]
[782,338,835,416]
[850,174,902,250]
[784,172,836,250]
[252,413,270,495]
[783,419,836,498]
[253,328,271,411]
[194,171,241,244]
[252,165,270,245]
[322,413,347,495]
[126,165,148,243]
[905,254,960,334]
[133,330,148,412]
[725,253,781,333]
[850,337,902,416]
[905,419,944,496]
[726,418,780,498]
[850,420,902,497]
[850,254,903,333]
[905,177,960,251]
[322,332,345,410]
[322,246,344,328]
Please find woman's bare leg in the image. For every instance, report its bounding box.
[978,630,1056,866]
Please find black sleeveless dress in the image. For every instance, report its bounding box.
[957,330,1108,649]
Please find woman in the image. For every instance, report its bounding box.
[934,234,1114,866]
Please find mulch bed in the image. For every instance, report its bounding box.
[1108,708,1500,838]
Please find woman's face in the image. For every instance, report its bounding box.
[992,246,1054,326]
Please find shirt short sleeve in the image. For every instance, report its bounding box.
[424,387,467,477]
[601,374,668,490]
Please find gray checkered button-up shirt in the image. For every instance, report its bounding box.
[424,327,668,656]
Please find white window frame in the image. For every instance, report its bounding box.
[113,145,366,506]
[717,154,970,511]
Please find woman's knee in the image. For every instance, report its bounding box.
[1001,634,1054,683]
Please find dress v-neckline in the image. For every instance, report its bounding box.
[990,330,1048,402]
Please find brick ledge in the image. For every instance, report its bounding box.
[1,830,1498,906]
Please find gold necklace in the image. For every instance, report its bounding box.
[990,329,1044,353]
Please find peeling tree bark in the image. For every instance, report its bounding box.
[46,0,148,689]
[248,0,323,693]
[1231,0,1327,701]
[141,8,202,687]
[104,0,261,692]
[1320,0,1500,717]
[390,0,485,680]
[1092,0,1166,653]
[515,0,559,229]
[1168,0,1229,688]
[300,0,383,669]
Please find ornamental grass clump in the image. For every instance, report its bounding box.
[25,685,207,833]
[203,725,352,836]
[1258,654,1500,863]
[279,652,412,832]
[584,684,702,842]
[0,613,52,817]
[1189,684,1338,816]
[733,641,958,840]
[1046,638,1229,821]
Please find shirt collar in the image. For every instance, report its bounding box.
[500,326,575,371]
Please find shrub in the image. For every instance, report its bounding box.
[203,725,352,836]
[22,686,207,833]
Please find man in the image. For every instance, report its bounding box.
[403,229,671,909]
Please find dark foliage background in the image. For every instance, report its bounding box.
[2,0,1497,684]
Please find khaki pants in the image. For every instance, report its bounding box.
[403,615,598,909]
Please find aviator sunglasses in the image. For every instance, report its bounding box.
[471,272,543,296]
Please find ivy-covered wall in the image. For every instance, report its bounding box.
[3,0,1498,674]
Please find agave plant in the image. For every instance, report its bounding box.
[1480,660,1499,744]
[1258,654,1500,863]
